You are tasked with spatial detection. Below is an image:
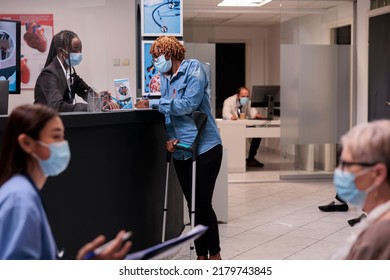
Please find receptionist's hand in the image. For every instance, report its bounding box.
[255,113,264,119]
[166,139,179,153]
[135,100,149,108]
[230,115,238,120]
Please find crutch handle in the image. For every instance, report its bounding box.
[175,142,192,151]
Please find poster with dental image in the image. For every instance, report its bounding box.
[141,0,182,37]
[0,14,53,89]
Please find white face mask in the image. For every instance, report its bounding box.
[153,54,172,73]
[65,52,83,66]
[33,140,71,177]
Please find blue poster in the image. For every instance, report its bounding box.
[141,0,182,37]
[142,41,160,96]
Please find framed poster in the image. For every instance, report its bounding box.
[141,0,183,37]
[141,40,160,96]
[0,14,53,90]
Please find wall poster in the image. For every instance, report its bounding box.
[0,14,54,90]
[141,0,183,37]
[142,40,160,96]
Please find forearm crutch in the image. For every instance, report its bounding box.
[162,151,171,242]
[175,111,208,258]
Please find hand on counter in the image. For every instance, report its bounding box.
[230,115,238,120]
[102,101,120,111]
[135,99,149,108]
[77,230,132,260]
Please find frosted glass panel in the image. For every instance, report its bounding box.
[281,45,350,144]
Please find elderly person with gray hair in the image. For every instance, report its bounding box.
[332,119,390,259]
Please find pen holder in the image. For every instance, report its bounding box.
[87,89,103,112]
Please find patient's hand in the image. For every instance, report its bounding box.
[135,100,149,108]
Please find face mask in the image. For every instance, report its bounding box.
[153,54,172,73]
[240,97,249,106]
[333,168,377,207]
[34,140,71,177]
[65,52,83,66]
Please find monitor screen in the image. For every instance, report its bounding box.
[0,19,21,94]
[251,85,280,107]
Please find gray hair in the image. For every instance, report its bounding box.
[341,120,390,171]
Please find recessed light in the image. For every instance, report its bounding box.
[217,0,272,7]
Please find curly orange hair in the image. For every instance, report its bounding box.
[150,36,186,61]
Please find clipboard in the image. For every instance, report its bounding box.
[125,225,208,260]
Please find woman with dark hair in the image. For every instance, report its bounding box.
[0,104,130,259]
[34,30,118,112]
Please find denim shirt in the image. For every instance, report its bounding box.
[149,59,222,160]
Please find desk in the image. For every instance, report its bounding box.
[216,119,281,173]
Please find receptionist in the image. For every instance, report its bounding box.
[34,30,118,112]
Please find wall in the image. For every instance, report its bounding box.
[2,0,137,112]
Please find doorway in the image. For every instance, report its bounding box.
[215,43,246,118]
[368,12,390,120]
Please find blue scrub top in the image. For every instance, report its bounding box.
[0,174,57,260]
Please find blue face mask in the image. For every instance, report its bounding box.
[153,54,172,73]
[240,97,249,106]
[65,52,83,66]
[34,140,71,177]
[333,168,376,207]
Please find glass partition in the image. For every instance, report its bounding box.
[279,1,353,179]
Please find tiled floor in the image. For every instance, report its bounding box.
[173,152,364,260]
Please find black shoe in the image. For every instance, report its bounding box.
[246,158,264,168]
[318,201,349,212]
[348,213,367,227]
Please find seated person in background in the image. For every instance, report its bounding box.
[222,86,264,168]
[34,30,118,112]
[319,192,367,227]
[319,143,367,226]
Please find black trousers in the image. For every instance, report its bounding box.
[173,144,222,256]
[248,138,262,159]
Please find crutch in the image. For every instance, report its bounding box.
[162,151,171,242]
[175,111,208,259]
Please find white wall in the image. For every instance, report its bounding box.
[2,0,137,112]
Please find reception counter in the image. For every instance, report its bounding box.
[0,109,184,259]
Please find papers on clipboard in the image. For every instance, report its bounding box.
[125,225,208,260]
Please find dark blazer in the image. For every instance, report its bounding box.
[34,57,89,112]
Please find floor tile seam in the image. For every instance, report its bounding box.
[282,229,346,260]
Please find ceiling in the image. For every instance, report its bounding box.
[183,0,352,28]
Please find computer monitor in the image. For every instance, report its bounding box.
[0,19,21,94]
[251,85,280,118]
